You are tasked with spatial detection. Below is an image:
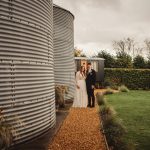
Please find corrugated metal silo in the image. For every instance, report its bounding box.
[53,5,75,100]
[0,0,55,145]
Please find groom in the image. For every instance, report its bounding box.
[86,62,96,108]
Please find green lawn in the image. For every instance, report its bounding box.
[105,90,150,150]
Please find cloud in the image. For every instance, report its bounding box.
[53,0,150,56]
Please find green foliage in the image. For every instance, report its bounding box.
[105,68,150,89]
[97,50,116,68]
[146,57,150,69]
[133,55,146,68]
[103,116,128,150]
[116,51,132,68]
[102,80,119,90]
[103,79,112,87]
[99,104,135,150]
[96,49,150,69]
[100,105,116,118]
[119,85,129,92]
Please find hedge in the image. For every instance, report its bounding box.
[104,68,150,90]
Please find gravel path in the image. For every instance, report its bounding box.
[49,107,106,150]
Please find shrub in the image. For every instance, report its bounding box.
[97,50,116,68]
[103,116,127,150]
[133,55,146,69]
[0,110,24,149]
[0,125,12,149]
[99,101,136,149]
[110,85,119,90]
[116,51,132,68]
[119,85,129,92]
[104,88,114,95]
[96,93,105,106]
[104,78,121,88]
[0,109,13,149]
[74,48,86,57]
[105,68,150,89]
[103,79,119,90]
[100,105,116,119]
[146,60,150,69]
[103,79,112,87]
[55,85,69,108]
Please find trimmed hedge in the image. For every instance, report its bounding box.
[104,68,150,90]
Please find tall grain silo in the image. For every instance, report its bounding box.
[53,5,75,100]
[0,0,55,145]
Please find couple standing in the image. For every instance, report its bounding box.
[73,63,96,108]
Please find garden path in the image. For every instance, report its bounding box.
[48,107,106,150]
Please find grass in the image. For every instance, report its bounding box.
[105,90,150,150]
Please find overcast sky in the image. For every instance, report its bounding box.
[53,0,150,56]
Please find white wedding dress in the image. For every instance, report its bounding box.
[73,71,88,108]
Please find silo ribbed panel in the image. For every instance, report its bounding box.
[0,0,55,144]
[53,5,75,100]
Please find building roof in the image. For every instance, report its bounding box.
[74,57,105,61]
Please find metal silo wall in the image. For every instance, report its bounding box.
[53,6,75,100]
[0,0,55,144]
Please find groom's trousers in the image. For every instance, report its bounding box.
[87,88,95,107]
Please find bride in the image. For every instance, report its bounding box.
[73,66,88,108]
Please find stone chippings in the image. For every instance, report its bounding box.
[49,108,106,150]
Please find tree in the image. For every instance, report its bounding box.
[145,58,150,69]
[116,51,132,68]
[133,55,146,69]
[113,38,135,57]
[74,48,86,57]
[74,48,82,57]
[97,50,116,68]
[146,59,150,69]
[145,39,150,58]
[80,53,86,57]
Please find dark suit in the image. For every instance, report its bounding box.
[86,69,96,107]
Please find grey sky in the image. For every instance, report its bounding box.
[53,0,150,56]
